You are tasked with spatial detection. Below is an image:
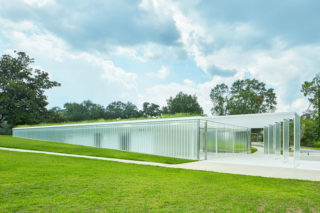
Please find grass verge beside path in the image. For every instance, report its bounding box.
[251,147,258,153]
[1,150,320,212]
[0,135,193,164]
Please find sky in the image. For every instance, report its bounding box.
[0,0,319,115]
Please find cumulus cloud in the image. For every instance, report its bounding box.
[23,0,55,7]
[0,0,319,114]
[0,17,139,104]
[146,66,170,80]
[0,0,181,50]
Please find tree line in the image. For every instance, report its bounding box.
[46,93,203,123]
[0,52,319,147]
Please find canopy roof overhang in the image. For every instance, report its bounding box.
[207,112,297,129]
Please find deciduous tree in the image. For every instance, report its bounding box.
[165,92,203,114]
[0,52,60,126]
[210,79,276,115]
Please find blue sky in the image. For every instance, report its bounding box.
[1,0,319,114]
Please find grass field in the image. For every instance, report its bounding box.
[16,113,203,128]
[1,150,320,212]
[0,136,193,164]
[251,147,258,153]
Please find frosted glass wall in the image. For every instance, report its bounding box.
[13,119,199,160]
[268,125,274,154]
[13,118,250,160]
[294,114,301,160]
[199,120,250,160]
[262,113,300,160]
[275,122,281,156]
[283,119,289,159]
[263,127,268,154]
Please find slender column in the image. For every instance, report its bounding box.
[283,119,289,159]
[263,126,268,154]
[215,128,218,154]
[247,129,251,154]
[232,129,235,153]
[275,122,281,155]
[197,119,200,160]
[204,121,208,160]
[268,125,274,154]
[294,114,301,161]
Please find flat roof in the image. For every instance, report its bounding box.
[13,116,205,130]
[208,112,297,128]
[13,112,298,130]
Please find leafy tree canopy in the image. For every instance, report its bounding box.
[301,73,320,119]
[210,79,277,115]
[0,52,60,126]
[165,92,203,115]
[105,101,141,119]
[142,102,161,117]
[301,73,320,142]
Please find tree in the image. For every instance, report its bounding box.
[301,118,319,146]
[210,79,277,115]
[0,52,60,126]
[63,102,90,121]
[165,92,203,114]
[105,101,140,119]
[62,100,106,121]
[42,107,66,123]
[142,102,161,117]
[209,83,229,115]
[301,73,320,142]
[301,73,320,119]
[82,100,105,120]
[123,102,141,118]
[105,101,126,119]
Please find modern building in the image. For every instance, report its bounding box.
[12,112,300,160]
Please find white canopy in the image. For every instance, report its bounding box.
[207,112,297,128]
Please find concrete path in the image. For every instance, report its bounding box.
[0,147,169,167]
[301,148,320,153]
[1,147,320,181]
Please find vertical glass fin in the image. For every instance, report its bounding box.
[283,119,289,159]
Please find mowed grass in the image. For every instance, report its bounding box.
[0,150,320,212]
[0,136,193,164]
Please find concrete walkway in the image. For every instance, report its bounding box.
[1,147,320,181]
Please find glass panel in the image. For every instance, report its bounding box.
[263,126,268,154]
[294,113,300,160]
[283,119,289,159]
[268,125,274,154]
[275,122,281,155]
[13,118,250,160]
[13,119,200,160]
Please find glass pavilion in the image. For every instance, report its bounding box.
[13,112,300,161]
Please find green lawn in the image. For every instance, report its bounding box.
[0,150,319,212]
[251,147,258,153]
[0,135,193,164]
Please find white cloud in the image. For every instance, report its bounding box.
[111,44,164,62]
[23,0,55,7]
[1,1,318,115]
[146,66,170,80]
[141,75,237,115]
[0,18,138,91]
[139,1,317,114]
[99,60,138,90]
